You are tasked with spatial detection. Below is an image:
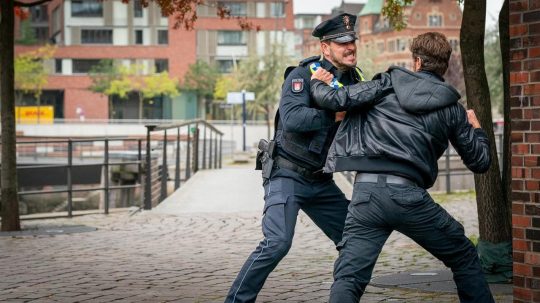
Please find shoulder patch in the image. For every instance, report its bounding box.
[291,78,304,93]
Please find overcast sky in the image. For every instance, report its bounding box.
[293,0,504,28]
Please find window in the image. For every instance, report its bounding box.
[134,0,143,17]
[33,27,49,42]
[135,30,143,44]
[270,2,285,17]
[30,5,48,22]
[155,59,169,73]
[449,39,459,51]
[71,0,103,17]
[217,60,235,73]
[377,42,385,53]
[81,29,113,44]
[55,59,62,74]
[387,40,396,53]
[428,15,442,27]
[218,2,247,16]
[218,31,246,45]
[397,39,407,52]
[157,30,168,45]
[72,59,101,73]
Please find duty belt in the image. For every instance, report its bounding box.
[355,173,417,187]
[274,156,331,181]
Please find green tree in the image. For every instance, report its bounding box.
[235,45,291,139]
[213,75,240,120]
[214,75,240,101]
[14,45,55,109]
[182,60,219,119]
[485,24,503,115]
[90,62,179,119]
[15,19,37,45]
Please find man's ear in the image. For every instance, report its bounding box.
[320,41,330,57]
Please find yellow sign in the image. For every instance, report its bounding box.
[16,106,54,124]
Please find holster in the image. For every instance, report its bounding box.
[256,139,276,179]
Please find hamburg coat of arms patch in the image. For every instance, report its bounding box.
[291,78,304,93]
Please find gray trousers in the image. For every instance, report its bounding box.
[329,177,495,303]
[225,167,349,303]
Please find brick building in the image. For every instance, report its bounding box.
[510,1,540,302]
[295,1,364,59]
[357,0,462,71]
[14,0,295,121]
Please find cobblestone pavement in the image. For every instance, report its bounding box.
[1,193,512,303]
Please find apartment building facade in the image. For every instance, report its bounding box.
[357,0,462,71]
[14,0,294,121]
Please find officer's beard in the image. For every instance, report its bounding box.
[326,49,357,71]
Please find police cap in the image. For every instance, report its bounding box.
[312,13,357,44]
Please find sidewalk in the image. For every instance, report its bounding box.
[0,162,512,302]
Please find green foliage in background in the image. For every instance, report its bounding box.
[485,25,503,116]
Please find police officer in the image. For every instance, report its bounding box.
[224,13,365,303]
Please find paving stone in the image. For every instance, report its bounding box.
[0,177,513,302]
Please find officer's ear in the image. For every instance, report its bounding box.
[320,41,331,57]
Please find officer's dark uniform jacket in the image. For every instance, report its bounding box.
[276,56,362,171]
[310,66,491,188]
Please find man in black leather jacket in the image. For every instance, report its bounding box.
[310,32,495,303]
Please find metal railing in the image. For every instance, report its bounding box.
[12,137,143,217]
[144,119,224,210]
[340,132,504,193]
[0,120,225,218]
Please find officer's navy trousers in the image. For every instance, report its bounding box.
[329,178,495,303]
[224,167,349,303]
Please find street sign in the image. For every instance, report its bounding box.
[226,90,255,151]
[227,91,255,104]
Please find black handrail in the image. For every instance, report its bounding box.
[144,119,224,210]
[4,137,144,218]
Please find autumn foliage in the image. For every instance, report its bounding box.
[121,0,260,31]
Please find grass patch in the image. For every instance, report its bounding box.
[469,234,479,246]
[430,190,476,204]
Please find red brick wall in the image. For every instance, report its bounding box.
[511,1,540,302]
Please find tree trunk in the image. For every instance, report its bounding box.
[460,0,511,242]
[499,0,512,233]
[1,0,22,231]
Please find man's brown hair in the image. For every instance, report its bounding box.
[410,32,452,76]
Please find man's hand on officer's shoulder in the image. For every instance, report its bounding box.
[311,68,333,85]
[467,110,481,129]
